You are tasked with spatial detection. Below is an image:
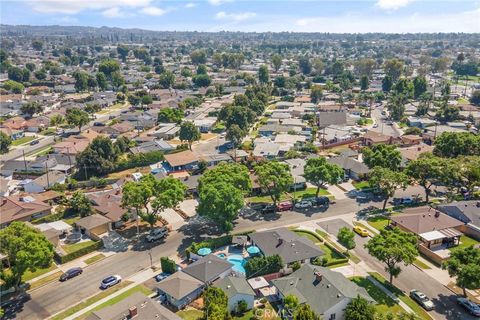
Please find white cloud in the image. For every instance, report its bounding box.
[54,16,79,24]
[31,0,151,14]
[293,9,480,33]
[102,7,123,18]
[185,2,196,8]
[215,11,256,22]
[375,0,414,10]
[140,6,166,16]
[208,0,233,6]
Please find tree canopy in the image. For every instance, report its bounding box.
[345,295,376,320]
[363,144,402,171]
[0,131,12,154]
[433,132,480,158]
[369,167,409,210]
[304,157,344,197]
[179,121,201,150]
[406,153,445,202]
[255,161,293,207]
[65,107,90,132]
[365,227,418,284]
[443,246,480,297]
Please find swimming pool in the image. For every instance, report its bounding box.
[227,254,248,274]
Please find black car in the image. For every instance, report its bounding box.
[93,122,106,126]
[59,267,83,281]
[30,139,40,145]
[315,196,330,206]
[261,204,276,214]
[249,202,268,212]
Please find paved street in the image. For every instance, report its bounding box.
[12,185,451,319]
[0,136,55,163]
[370,105,403,138]
[317,219,474,320]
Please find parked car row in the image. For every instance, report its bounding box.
[294,196,330,210]
[248,197,330,213]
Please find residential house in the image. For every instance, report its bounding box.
[272,264,374,320]
[248,228,324,266]
[164,150,199,172]
[399,144,434,162]
[200,154,232,167]
[74,214,111,239]
[183,254,234,283]
[327,156,370,181]
[130,140,174,154]
[438,201,480,240]
[86,292,181,320]
[87,190,127,229]
[284,158,307,190]
[24,171,66,193]
[2,116,27,131]
[53,139,90,156]
[362,130,397,146]
[24,116,50,132]
[0,195,52,227]
[318,110,347,128]
[95,122,134,138]
[193,118,217,133]
[0,126,24,141]
[252,142,280,160]
[214,276,255,312]
[156,271,204,310]
[400,135,424,146]
[152,124,180,140]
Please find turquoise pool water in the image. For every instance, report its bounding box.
[216,253,227,258]
[227,254,247,274]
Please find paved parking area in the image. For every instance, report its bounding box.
[178,199,199,218]
[161,208,186,230]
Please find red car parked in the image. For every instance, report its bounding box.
[277,201,293,211]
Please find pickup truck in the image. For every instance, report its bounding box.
[146,227,169,242]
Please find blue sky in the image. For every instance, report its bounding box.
[1,0,479,33]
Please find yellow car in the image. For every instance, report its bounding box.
[353,226,369,237]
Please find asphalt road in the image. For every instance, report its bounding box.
[317,219,474,320]
[11,185,446,319]
[0,136,55,163]
[370,106,403,138]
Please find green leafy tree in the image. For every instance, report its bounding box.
[111,71,125,90]
[365,227,418,284]
[345,295,376,320]
[77,136,119,176]
[0,222,54,289]
[20,102,43,118]
[31,40,43,51]
[96,72,108,90]
[226,124,245,148]
[433,132,480,158]
[157,108,183,123]
[69,191,92,217]
[255,161,293,208]
[304,157,344,197]
[159,71,175,89]
[443,246,480,297]
[179,121,201,150]
[34,69,47,80]
[204,287,229,320]
[360,75,369,91]
[49,114,64,130]
[271,54,282,72]
[258,65,269,84]
[384,59,403,81]
[3,80,24,93]
[149,177,186,228]
[66,107,89,132]
[284,294,299,312]
[293,304,321,320]
[245,255,283,278]
[197,180,244,232]
[192,73,211,87]
[198,163,252,194]
[298,56,312,75]
[406,153,445,202]
[74,70,89,92]
[0,131,12,154]
[116,45,129,62]
[457,156,480,194]
[7,66,24,82]
[190,49,207,65]
[369,167,409,210]
[413,76,427,99]
[98,58,120,77]
[435,101,460,123]
[363,144,402,171]
[121,179,154,226]
[160,257,176,274]
[382,75,393,92]
[337,227,356,251]
[310,85,323,103]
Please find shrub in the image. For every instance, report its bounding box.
[245,255,283,278]
[160,257,176,274]
[115,150,164,171]
[237,300,248,314]
[290,261,301,271]
[56,241,103,264]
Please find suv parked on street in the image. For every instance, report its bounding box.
[410,289,434,311]
[276,201,293,211]
[59,267,83,281]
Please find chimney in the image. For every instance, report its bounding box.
[277,238,284,247]
[435,211,440,218]
[314,271,323,282]
[417,146,422,151]
[129,306,137,318]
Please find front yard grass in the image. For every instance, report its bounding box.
[177,309,204,320]
[350,276,403,314]
[22,264,57,282]
[76,285,153,319]
[50,281,132,320]
[368,272,431,320]
[292,229,322,244]
[353,180,371,190]
[84,253,106,265]
[367,216,390,231]
[413,258,431,270]
[62,240,95,254]
[11,136,35,146]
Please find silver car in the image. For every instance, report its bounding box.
[410,289,434,311]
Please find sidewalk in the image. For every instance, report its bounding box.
[59,267,157,320]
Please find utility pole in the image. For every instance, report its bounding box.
[22,150,27,172]
[45,161,50,187]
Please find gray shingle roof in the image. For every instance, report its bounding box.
[182,254,233,283]
[214,276,255,299]
[438,201,480,227]
[272,264,374,316]
[156,271,203,300]
[248,228,324,264]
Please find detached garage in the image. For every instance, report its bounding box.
[75,214,111,239]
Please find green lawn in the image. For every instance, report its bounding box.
[62,240,95,254]
[76,285,153,319]
[353,181,371,190]
[351,276,403,314]
[367,216,390,231]
[51,281,132,320]
[22,264,57,282]
[413,258,431,270]
[293,229,322,244]
[39,128,56,135]
[177,309,204,320]
[368,272,431,320]
[452,235,480,251]
[12,136,35,146]
[29,271,63,291]
[64,216,80,225]
[84,254,106,265]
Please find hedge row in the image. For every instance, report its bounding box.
[115,151,164,172]
[185,230,253,258]
[56,241,103,264]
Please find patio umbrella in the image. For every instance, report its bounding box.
[197,247,212,256]
[247,246,260,255]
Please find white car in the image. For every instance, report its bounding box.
[373,123,379,128]
[146,227,168,243]
[100,275,121,289]
[295,201,312,209]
